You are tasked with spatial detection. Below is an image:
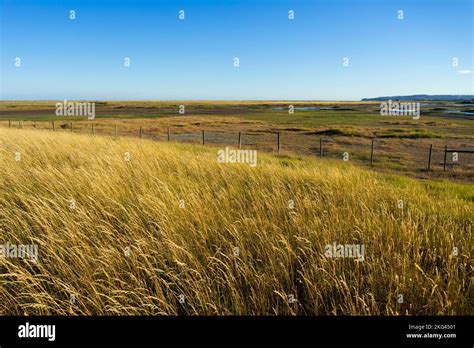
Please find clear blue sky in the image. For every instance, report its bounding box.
[1,0,472,100]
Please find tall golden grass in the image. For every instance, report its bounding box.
[0,128,471,315]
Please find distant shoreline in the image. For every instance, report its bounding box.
[362,95,474,102]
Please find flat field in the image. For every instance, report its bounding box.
[1,100,473,181]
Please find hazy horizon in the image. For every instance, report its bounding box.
[2,94,473,102]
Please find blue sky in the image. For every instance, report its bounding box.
[1,0,472,100]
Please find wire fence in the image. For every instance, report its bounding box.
[2,119,474,174]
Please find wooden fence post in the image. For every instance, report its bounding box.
[238,131,242,149]
[115,125,118,138]
[52,121,55,131]
[18,120,21,129]
[277,132,281,154]
[320,138,323,157]
[140,126,143,139]
[202,130,205,145]
[167,127,170,141]
[8,120,11,128]
[370,138,375,166]
[443,145,447,171]
[70,122,73,132]
[33,121,36,129]
[427,144,433,171]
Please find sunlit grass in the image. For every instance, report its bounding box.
[0,128,471,315]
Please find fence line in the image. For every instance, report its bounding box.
[443,146,474,171]
[2,119,473,172]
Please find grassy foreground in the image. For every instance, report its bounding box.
[0,128,472,315]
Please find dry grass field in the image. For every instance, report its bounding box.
[1,100,473,181]
[0,128,472,315]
